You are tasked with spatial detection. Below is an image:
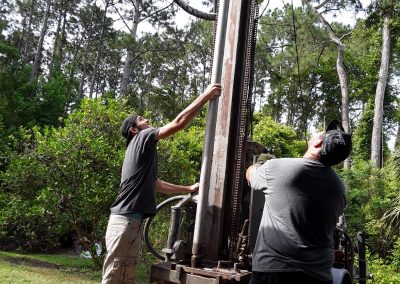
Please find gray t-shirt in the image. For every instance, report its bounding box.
[110,127,159,218]
[249,158,346,281]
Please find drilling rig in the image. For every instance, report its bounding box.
[147,1,368,283]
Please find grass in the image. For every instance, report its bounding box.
[0,250,153,284]
[0,251,100,284]
[0,250,96,269]
[0,258,98,283]
[3,249,399,283]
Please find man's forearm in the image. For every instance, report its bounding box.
[173,84,220,128]
[157,84,221,140]
[156,179,193,194]
[172,95,208,129]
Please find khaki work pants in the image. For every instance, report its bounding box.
[102,215,142,284]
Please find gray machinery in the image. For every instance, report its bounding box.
[146,1,369,283]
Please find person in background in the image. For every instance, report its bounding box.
[246,120,352,284]
[102,83,221,284]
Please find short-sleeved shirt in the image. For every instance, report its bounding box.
[249,158,346,281]
[110,127,160,218]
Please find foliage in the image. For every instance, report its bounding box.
[125,21,213,122]
[0,128,65,252]
[391,237,400,268]
[343,159,400,257]
[380,149,400,234]
[367,253,400,284]
[0,67,69,138]
[0,97,213,268]
[251,114,306,157]
[392,149,400,177]
[351,99,394,165]
[351,101,374,161]
[0,0,400,278]
[255,5,355,137]
[0,98,128,267]
[158,123,205,186]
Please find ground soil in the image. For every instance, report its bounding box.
[0,248,81,269]
[0,254,62,269]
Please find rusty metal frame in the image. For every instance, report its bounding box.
[150,0,259,282]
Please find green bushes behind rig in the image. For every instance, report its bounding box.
[1,98,400,275]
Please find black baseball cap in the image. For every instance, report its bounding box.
[319,120,352,166]
[120,114,138,140]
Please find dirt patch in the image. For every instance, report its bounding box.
[0,255,62,269]
[46,248,81,258]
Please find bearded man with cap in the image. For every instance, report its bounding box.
[246,120,352,284]
[101,83,221,283]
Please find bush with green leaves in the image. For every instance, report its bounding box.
[252,114,306,157]
[0,142,66,252]
[158,124,205,186]
[2,100,399,274]
[0,98,128,267]
[0,99,213,267]
[367,253,400,284]
[391,237,400,269]
[343,158,400,259]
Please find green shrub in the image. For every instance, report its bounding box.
[0,98,128,267]
[368,254,400,284]
[252,114,306,157]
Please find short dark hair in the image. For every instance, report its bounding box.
[319,120,352,166]
[120,114,138,147]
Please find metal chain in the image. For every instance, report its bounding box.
[229,0,259,259]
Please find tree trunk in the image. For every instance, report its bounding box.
[337,44,351,168]
[78,4,96,100]
[286,82,294,127]
[57,5,68,71]
[78,46,90,99]
[30,0,51,82]
[89,1,110,99]
[395,122,400,151]
[310,4,351,168]
[119,0,141,97]
[66,37,84,106]
[48,0,64,79]
[371,12,391,168]
[22,0,36,60]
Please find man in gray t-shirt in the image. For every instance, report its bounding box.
[246,120,352,284]
[102,84,221,284]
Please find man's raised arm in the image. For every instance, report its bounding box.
[157,84,221,140]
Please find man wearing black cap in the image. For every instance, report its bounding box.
[246,120,352,284]
[102,84,221,283]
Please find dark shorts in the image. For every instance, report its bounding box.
[250,271,333,284]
